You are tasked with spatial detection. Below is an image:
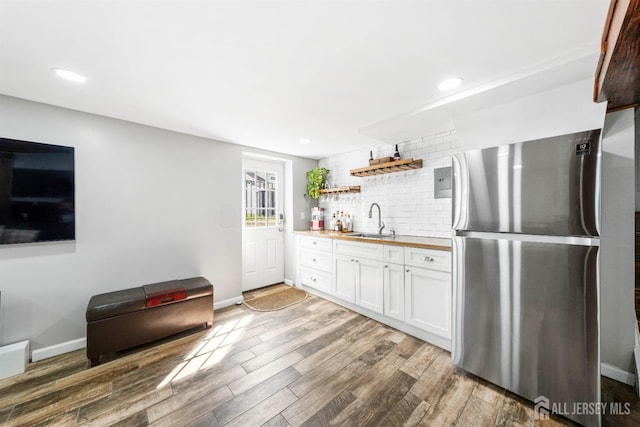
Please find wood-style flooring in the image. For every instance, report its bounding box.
[1,286,639,426]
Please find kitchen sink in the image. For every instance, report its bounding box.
[350,233,395,239]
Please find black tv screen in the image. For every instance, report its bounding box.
[0,137,75,244]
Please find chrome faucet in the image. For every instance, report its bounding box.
[368,202,385,234]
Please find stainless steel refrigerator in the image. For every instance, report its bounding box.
[452,129,601,427]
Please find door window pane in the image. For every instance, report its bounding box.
[267,209,276,226]
[244,168,278,228]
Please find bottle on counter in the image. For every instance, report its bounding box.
[336,216,343,232]
[329,213,336,231]
[345,214,352,232]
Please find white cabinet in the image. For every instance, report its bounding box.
[297,233,452,349]
[298,235,333,294]
[355,257,384,314]
[404,246,451,272]
[334,253,356,303]
[334,239,383,261]
[333,240,383,313]
[299,248,332,271]
[404,246,451,339]
[383,262,404,321]
[298,267,333,294]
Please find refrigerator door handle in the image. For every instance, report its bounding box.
[455,230,600,247]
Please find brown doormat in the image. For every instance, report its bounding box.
[243,285,308,311]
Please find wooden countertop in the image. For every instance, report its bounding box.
[295,230,452,251]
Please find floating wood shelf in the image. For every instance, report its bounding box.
[350,158,423,177]
[319,185,361,195]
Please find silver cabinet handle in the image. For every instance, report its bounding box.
[350,258,355,262]
[406,269,410,273]
[311,277,317,282]
[312,241,317,245]
[355,259,359,263]
[422,256,435,262]
[384,265,388,268]
[311,258,317,262]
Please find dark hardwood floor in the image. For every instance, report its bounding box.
[1,286,639,426]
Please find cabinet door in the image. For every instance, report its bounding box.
[334,254,356,303]
[355,258,384,314]
[384,263,405,321]
[405,266,451,339]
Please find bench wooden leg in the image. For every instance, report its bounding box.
[205,321,212,328]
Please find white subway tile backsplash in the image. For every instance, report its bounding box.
[318,130,460,238]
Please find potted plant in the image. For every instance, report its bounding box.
[305,167,330,199]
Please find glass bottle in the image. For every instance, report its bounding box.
[393,144,401,161]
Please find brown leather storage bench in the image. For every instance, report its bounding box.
[86,277,213,366]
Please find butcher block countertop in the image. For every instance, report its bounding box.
[295,230,452,251]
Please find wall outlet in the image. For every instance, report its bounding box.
[300,211,305,220]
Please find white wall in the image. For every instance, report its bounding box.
[318,130,459,238]
[601,108,636,373]
[0,95,316,352]
[455,78,606,150]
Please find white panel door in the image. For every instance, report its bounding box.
[334,253,356,303]
[242,158,284,291]
[404,266,451,339]
[355,258,384,314]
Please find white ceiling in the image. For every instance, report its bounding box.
[0,1,609,159]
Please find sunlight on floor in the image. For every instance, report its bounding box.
[156,313,254,389]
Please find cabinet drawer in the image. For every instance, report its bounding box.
[404,247,451,272]
[299,235,332,252]
[299,268,332,294]
[384,245,404,264]
[334,239,383,261]
[299,249,332,272]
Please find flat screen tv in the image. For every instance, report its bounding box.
[0,137,75,244]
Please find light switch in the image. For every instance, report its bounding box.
[300,211,305,220]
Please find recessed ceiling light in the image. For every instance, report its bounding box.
[299,138,312,144]
[52,68,87,83]
[438,77,463,91]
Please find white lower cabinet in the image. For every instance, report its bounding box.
[355,258,384,314]
[298,235,333,294]
[298,267,333,294]
[334,254,384,313]
[404,265,451,339]
[383,262,405,321]
[298,234,452,348]
[334,253,356,303]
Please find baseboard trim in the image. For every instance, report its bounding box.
[601,362,635,386]
[214,296,243,310]
[31,337,86,362]
[284,278,294,286]
[30,299,240,362]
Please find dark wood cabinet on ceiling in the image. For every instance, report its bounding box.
[594,0,640,111]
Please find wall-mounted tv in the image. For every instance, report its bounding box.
[0,137,75,245]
